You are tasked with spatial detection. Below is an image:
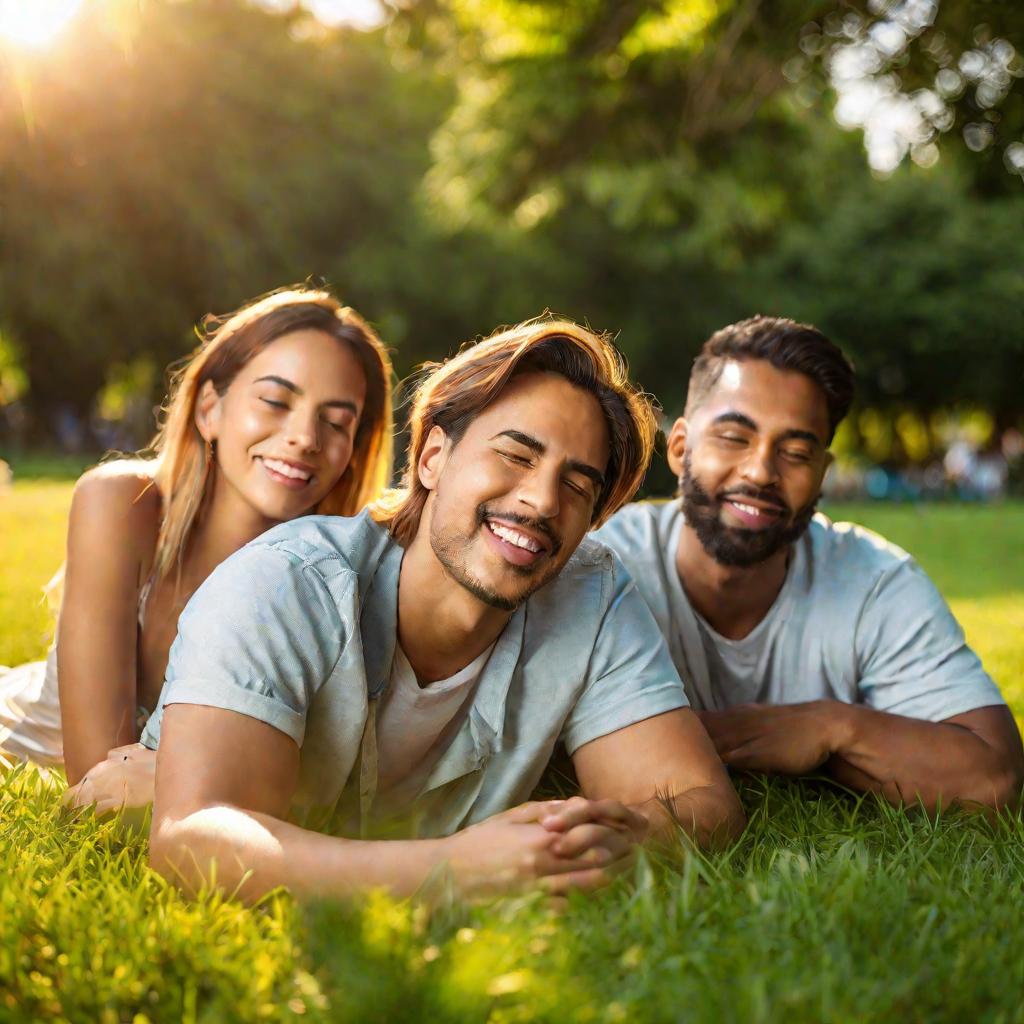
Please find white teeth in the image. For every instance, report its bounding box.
[262,457,312,482]
[488,522,542,553]
[730,500,779,517]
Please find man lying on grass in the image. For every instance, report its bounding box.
[594,315,1024,813]
[143,319,744,899]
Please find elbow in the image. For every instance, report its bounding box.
[905,760,1024,816]
[148,817,199,892]
[148,812,230,896]
[980,759,1024,812]
[947,748,1024,813]
[707,790,747,850]
[668,784,746,852]
[148,804,281,901]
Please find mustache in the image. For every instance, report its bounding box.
[476,504,562,556]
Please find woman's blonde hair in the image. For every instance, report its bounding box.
[372,316,656,547]
[151,287,393,581]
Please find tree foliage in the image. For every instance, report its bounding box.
[0,0,1021,450]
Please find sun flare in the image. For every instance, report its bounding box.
[0,0,83,50]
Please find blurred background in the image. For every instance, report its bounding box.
[0,0,1022,499]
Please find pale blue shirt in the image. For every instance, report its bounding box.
[141,510,688,837]
[593,500,1004,718]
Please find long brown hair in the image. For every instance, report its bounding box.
[372,316,656,546]
[151,288,393,581]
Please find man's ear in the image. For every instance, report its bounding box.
[417,425,450,493]
[666,416,689,478]
[194,380,222,443]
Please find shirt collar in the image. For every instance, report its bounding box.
[360,537,404,698]
[359,524,527,753]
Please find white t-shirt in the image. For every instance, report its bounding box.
[594,500,1005,720]
[374,642,494,813]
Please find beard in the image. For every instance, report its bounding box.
[679,452,818,568]
[430,500,563,612]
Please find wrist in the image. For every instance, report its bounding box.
[818,700,858,753]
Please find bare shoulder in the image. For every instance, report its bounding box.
[70,459,163,551]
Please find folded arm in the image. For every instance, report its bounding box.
[149,704,637,901]
[570,707,746,849]
[700,701,1024,813]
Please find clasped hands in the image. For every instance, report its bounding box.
[698,699,851,775]
[443,795,650,897]
[62,742,155,814]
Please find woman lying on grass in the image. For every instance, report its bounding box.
[0,288,394,810]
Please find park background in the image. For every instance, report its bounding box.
[1,1,1024,1022]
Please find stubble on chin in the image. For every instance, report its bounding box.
[429,511,561,612]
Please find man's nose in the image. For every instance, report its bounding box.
[516,465,560,520]
[740,442,779,488]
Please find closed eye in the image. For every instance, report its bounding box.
[261,397,288,410]
[782,448,813,463]
[498,450,532,466]
[323,415,354,435]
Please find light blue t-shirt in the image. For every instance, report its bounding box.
[141,510,688,837]
[593,500,1004,719]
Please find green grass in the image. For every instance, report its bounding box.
[2,483,1024,1022]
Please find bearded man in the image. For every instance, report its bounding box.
[595,316,1023,812]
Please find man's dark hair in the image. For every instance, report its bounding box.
[686,315,855,441]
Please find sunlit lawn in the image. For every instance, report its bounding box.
[2,478,1024,1022]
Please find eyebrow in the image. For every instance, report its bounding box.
[492,429,606,490]
[253,375,359,415]
[710,411,822,447]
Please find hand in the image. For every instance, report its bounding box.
[62,743,156,815]
[698,701,850,776]
[536,794,649,849]
[440,799,640,897]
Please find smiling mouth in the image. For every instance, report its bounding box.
[479,515,556,569]
[721,497,786,529]
[258,456,315,486]
[486,520,545,553]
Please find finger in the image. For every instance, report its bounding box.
[531,844,612,878]
[588,799,647,835]
[503,800,567,825]
[720,741,773,771]
[60,782,81,808]
[540,867,611,895]
[94,793,131,817]
[66,781,97,809]
[551,824,633,862]
[541,798,638,834]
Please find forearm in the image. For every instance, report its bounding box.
[61,690,137,784]
[826,703,1019,811]
[150,806,449,902]
[57,609,139,783]
[635,781,746,851]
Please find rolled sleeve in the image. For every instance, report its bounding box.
[561,569,689,754]
[140,542,346,750]
[856,560,1005,722]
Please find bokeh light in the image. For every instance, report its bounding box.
[0,0,83,50]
